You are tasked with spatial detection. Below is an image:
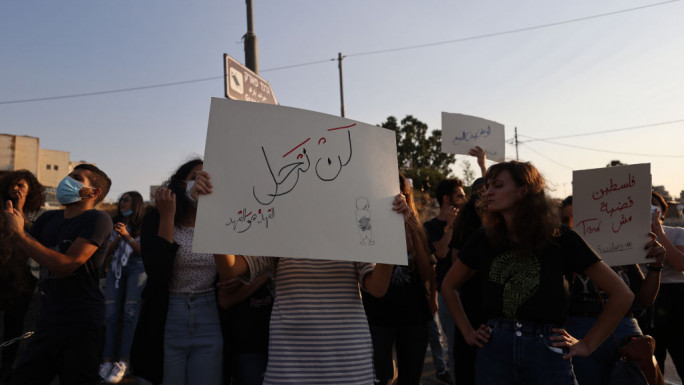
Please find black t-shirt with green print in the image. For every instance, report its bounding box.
[458,226,600,326]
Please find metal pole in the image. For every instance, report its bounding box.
[515,126,519,160]
[338,52,345,117]
[244,0,259,74]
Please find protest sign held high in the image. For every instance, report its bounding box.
[573,163,652,266]
[193,98,406,265]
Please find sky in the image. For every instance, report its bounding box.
[2,0,683,202]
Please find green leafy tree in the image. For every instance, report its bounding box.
[381,115,455,191]
[461,159,476,186]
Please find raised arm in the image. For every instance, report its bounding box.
[636,234,666,307]
[652,212,684,271]
[7,201,106,278]
[468,146,487,176]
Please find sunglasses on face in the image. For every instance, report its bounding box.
[120,198,131,203]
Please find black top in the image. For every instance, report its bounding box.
[459,226,600,326]
[423,217,452,291]
[569,265,644,316]
[363,256,431,327]
[29,209,112,329]
[130,210,180,385]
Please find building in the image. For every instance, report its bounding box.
[0,134,73,206]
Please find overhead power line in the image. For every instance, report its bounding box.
[519,118,684,142]
[0,0,680,105]
[521,138,684,158]
[345,0,681,58]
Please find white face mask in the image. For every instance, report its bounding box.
[185,180,197,206]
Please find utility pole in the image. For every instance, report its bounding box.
[514,126,519,160]
[244,0,258,73]
[337,52,345,117]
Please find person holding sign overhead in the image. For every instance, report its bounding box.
[441,161,634,385]
[214,190,418,385]
[643,192,684,378]
[131,159,226,385]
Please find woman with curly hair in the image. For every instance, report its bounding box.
[442,161,634,385]
[0,170,44,380]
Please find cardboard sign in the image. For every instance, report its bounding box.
[441,112,505,161]
[193,98,407,265]
[572,164,652,266]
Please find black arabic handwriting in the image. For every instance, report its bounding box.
[452,126,491,144]
[253,125,354,205]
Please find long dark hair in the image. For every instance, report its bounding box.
[113,191,145,237]
[399,173,430,274]
[163,158,203,225]
[0,170,45,215]
[452,178,485,248]
[479,161,559,255]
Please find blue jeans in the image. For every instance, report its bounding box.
[103,256,147,361]
[164,292,223,385]
[428,312,448,373]
[437,292,455,378]
[564,316,641,385]
[475,318,577,385]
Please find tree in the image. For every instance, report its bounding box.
[606,160,626,167]
[461,159,476,186]
[381,115,455,191]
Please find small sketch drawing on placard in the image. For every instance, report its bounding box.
[355,197,374,246]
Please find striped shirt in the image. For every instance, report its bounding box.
[244,256,375,384]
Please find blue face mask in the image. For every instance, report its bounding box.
[56,176,88,205]
[121,209,133,217]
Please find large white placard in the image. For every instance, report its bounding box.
[193,98,407,265]
[573,164,652,266]
[441,112,505,162]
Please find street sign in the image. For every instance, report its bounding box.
[224,54,278,105]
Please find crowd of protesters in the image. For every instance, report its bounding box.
[0,149,683,385]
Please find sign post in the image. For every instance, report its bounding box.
[224,54,277,105]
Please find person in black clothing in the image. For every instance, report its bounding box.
[0,171,44,382]
[442,161,634,385]
[5,164,113,385]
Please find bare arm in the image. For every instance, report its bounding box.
[652,217,684,271]
[364,263,393,297]
[155,188,176,243]
[552,261,634,359]
[7,201,102,277]
[217,272,271,309]
[636,235,666,307]
[441,258,489,347]
[468,146,487,176]
[214,254,250,278]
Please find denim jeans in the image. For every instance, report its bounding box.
[437,292,455,378]
[103,256,147,361]
[427,312,449,373]
[164,292,222,385]
[475,318,578,385]
[564,316,642,385]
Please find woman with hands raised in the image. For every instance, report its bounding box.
[212,181,413,385]
[131,159,225,385]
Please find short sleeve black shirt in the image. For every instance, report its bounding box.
[458,226,600,326]
[29,209,113,329]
